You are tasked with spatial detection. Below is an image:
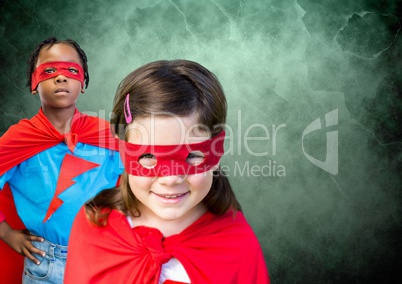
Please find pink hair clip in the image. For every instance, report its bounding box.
[124,93,133,124]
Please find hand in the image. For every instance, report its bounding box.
[0,221,46,265]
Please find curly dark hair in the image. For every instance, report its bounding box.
[26,37,89,91]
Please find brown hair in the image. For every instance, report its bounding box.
[86,60,241,226]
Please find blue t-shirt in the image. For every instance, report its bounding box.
[0,142,123,245]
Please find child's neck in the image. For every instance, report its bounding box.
[42,106,76,134]
[132,204,208,237]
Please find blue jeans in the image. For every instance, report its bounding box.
[22,239,68,284]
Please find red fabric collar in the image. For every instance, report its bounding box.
[65,209,270,283]
[0,108,119,176]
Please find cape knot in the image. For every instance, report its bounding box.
[63,133,78,153]
[135,226,172,265]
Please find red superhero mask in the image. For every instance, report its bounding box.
[119,131,225,177]
[31,61,85,91]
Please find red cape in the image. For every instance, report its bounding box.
[65,208,270,284]
[0,108,119,284]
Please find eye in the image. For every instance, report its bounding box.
[186,151,205,166]
[138,153,157,169]
[44,67,56,74]
[68,67,79,74]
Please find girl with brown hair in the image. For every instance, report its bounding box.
[65,60,269,284]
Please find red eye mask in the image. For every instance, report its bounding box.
[119,131,225,177]
[31,61,85,91]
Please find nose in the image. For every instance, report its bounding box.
[157,175,186,186]
[55,74,68,83]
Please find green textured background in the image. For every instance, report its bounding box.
[1,0,401,282]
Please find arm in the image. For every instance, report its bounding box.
[0,220,45,265]
[0,166,47,264]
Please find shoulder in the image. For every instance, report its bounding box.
[0,109,46,144]
[72,207,93,231]
[189,210,260,243]
[218,210,257,233]
[213,211,264,255]
[71,207,126,238]
[0,117,32,139]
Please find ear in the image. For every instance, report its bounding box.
[81,88,85,93]
[32,90,38,95]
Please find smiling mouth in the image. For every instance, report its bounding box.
[153,192,189,199]
[55,88,69,93]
